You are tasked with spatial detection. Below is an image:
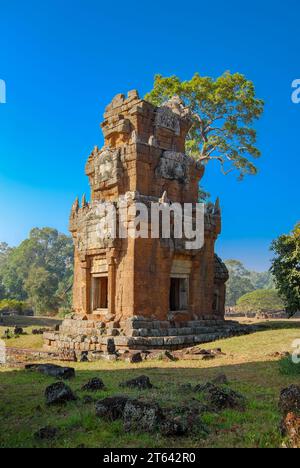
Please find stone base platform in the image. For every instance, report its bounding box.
[43,315,258,362]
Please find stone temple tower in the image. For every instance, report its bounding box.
[44,90,239,360]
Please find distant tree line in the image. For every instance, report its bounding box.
[0,228,73,316]
[226,222,300,316]
[224,259,275,307]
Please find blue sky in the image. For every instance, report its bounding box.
[0,0,299,271]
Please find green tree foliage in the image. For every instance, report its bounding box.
[225,260,255,306]
[249,270,275,290]
[145,72,264,180]
[0,228,73,315]
[225,259,275,307]
[0,299,26,314]
[270,223,300,317]
[0,242,13,299]
[236,289,284,314]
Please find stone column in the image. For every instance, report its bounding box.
[81,258,91,315]
[107,251,117,319]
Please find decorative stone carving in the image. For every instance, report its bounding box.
[155,151,189,183]
[74,201,116,252]
[155,96,192,136]
[155,106,181,135]
[86,147,123,190]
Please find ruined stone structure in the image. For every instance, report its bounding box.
[44,90,248,360]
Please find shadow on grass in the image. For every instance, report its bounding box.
[254,320,300,331]
[0,316,62,328]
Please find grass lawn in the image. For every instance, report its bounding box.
[0,316,61,349]
[0,320,300,448]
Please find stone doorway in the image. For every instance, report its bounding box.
[169,277,189,311]
[91,276,108,312]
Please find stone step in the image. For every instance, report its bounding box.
[129,324,248,337]
[120,318,232,330]
[112,327,250,349]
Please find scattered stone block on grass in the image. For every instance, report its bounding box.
[280,412,300,448]
[34,426,58,440]
[81,377,105,392]
[120,351,143,363]
[194,382,246,411]
[123,399,163,433]
[146,350,177,361]
[160,416,187,437]
[120,375,153,390]
[279,385,300,414]
[45,381,76,405]
[26,363,75,380]
[96,396,130,421]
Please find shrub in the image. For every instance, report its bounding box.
[0,299,26,314]
[279,356,300,376]
[236,289,284,314]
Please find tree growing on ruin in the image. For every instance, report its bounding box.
[145,72,264,180]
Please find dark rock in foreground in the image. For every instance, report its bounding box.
[194,382,245,411]
[160,416,187,436]
[26,363,75,380]
[119,375,153,390]
[279,385,300,414]
[32,328,51,335]
[280,412,300,448]
[123,399,163,432]
[45,381,76,405]
[96,395,206,437]
[81,377,105,392]
[34,426,58,440]
[120,351,143,363]
[146,350,178,361]
[96,396,130,420]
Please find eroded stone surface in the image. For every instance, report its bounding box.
[279,385,300,414]
[34,426,58,440]
[123,399,163,433]
[194,382,246,411]
[82,378,105,392]
[120,375,153,390]
[45,382,76,405]
[25,363,75,380]
[281,412,300,448]
[96,396,130,421]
